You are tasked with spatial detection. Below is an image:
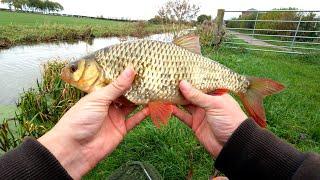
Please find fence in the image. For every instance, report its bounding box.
[223,10,320,54]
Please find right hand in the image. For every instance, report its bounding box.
[172,80,247,158]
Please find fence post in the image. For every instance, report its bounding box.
[213,9,225,45]
[291,15,303,49]
[252,12,259,37]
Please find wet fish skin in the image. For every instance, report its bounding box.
[92,40,249,105]
[61,35,284,128]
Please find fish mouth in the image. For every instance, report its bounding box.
[61,67,72,83]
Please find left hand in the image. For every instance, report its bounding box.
[172,81,247,158]
[38,68,149,179]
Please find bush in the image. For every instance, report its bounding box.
[197,14,211,24]
[132,21,147,37]
[197,20,215,46]
[148,15,167,24]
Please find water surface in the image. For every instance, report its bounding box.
[0,33,174,105]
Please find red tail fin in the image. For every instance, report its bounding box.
[238,77,285,128]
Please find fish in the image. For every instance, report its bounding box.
[61,34,285,128]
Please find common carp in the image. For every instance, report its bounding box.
[61,34,284,127]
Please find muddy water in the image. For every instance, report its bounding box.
[0,33,174,105]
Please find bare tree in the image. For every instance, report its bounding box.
[158,0,200,23]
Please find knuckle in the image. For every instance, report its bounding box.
[111,80,126,92]
[189,89,200,99]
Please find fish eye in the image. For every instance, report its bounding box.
[70,64,78,73]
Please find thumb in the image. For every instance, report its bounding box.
[179,80,214,109]
[94,67,136,103]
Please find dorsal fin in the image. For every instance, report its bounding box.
[173,34,201,54]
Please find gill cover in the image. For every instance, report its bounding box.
[61,59,106,93]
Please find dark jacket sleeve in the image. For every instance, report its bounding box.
[0,137,72,180]
[215,119,320,180]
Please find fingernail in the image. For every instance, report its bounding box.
[123,68,134,78]
[180,80,190,92]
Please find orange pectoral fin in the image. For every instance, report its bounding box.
[212,88,229,95]
[148,101,173,128]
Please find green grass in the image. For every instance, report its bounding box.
[0,11,174,48]
[0,11,133,26]
[85,119,213,179]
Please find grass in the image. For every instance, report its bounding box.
[0,11,176,48]
[0,40,319,178]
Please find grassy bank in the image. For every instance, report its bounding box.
[0,11,174,48]
[1,43,319,178]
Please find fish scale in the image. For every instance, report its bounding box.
[94,39,249,105]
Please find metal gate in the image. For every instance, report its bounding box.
[223,10,320,54]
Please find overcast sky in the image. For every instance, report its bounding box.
[1,0,319,20]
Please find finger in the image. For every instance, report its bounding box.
[172,106,192,128]
[184,105,197,114]
[126,107,150,131]
[179,80,214,109]
[123,106,136,116]
[115,96,135,107]
[213,177,229,180]
[96,67,136,103]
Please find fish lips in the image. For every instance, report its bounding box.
[61,67,73,83]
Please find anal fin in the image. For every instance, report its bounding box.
[148,101,173,128]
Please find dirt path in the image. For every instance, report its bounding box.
[230,31,290,51]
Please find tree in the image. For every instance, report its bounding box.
[1,0,14,10]
[3,0,64,13]
[158,0,200,23]
[52,2,63,12]
[148,15,166,24]
[197,14,211,24]
[26,0,41,12]
[12,0,28,10]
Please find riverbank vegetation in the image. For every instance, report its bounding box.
[0,11,177,49]
[1,39,319,178]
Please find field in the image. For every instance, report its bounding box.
[0,11,173,48]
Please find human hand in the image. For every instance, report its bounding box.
[172,81,247,158]
[38,68,149,179]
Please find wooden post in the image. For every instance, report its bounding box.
[213,9,225,45]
